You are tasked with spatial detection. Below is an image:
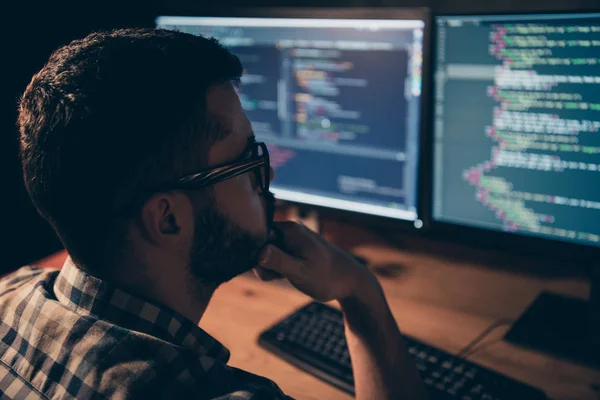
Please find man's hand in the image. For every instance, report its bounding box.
[254,221,379,302]
[255,220,429,400]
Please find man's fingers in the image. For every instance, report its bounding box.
[258,244,301,277]
[270,221,313,253]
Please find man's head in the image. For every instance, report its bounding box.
[18,28,275,301]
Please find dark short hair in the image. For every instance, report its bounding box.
[18,28,243,275]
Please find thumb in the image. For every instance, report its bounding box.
[258,244,302,278]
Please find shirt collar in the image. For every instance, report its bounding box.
[53,257,230,362]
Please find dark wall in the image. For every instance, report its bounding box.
[3,0,599,273]
[2,1,153,272]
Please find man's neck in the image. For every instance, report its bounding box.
[112,260,215,324]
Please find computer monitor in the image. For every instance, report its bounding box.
[432,11,600,368]
[156,8,429,229]
[432,11,600,254]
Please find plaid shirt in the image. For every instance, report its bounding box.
[0,259,291,399]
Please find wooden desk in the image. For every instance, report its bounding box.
[35,224,599,400]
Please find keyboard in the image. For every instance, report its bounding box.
[258,302,547,400]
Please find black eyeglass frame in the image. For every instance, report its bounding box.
[114,141,270,215]
[170,141,270,192]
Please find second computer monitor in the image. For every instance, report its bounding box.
[156,10,427,223]
[433,12,600,248]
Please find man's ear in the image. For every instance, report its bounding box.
[138,192,194,247]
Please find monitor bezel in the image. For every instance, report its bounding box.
[426,10,600,265]
[155,7,433,234]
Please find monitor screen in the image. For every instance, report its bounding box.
[156,13,426,223]
[433,13,600,246]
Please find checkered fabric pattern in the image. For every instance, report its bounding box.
[0,259,292,399]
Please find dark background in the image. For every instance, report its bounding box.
[3,0,599,274]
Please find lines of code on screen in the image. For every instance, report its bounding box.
[434,14,600,246]
[157,18,424,219]
[230,29,421,216]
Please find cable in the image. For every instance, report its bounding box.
[461,337,504,359]
[457,318,514,360]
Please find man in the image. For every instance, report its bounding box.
[3,28,426,399]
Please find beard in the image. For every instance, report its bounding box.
[188,190,276,292]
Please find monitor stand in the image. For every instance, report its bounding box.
[504,268,600,369]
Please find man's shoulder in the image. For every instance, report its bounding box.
[0,267,292,399]
[0,265,52,289]
[0,266,167,398]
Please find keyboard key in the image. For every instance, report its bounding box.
[466,368,478,379]
[442,360,453,369]
[444,374,455,384]
[472,384,484,394]
[454,378,467,388]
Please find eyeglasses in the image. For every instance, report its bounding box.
[172,140,270,192]
[113,141,270,215]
